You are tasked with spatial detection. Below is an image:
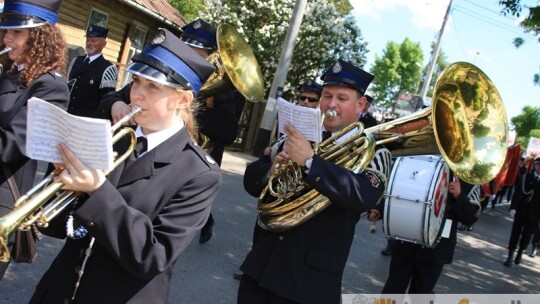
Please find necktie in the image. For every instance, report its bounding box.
[83,57,90,64]
[322,131,332,141]
[134,137,148,158]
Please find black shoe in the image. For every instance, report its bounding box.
[504,258,512,267]
[233,272,243,280]
[529,247,537,258]
[199,217,214,244]
[514,251,523,265]
[381,247,392,256]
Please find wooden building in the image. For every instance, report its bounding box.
[57,0,186,88]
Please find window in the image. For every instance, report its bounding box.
[120,22,148,86]
[87,8,108,28]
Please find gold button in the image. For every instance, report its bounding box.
[279,235,284,240]
[315,176,321,182]
[87,221,95,227]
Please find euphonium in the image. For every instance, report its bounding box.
[258,62,508,232]
[0,106,141,263]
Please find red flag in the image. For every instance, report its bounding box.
[503,144,522,186]
[492,144,521,192]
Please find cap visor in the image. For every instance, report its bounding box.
[126,62,184,89]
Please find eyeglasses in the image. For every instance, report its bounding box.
[298,95,319,103]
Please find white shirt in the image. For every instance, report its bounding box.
[134,121,184,158]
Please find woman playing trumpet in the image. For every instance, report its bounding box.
[29,28,221,303]
[0,0,69,280]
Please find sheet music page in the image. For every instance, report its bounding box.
[26,97,114,170]
[277,97,321,142]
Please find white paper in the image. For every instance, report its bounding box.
[26,97,114,170]
[441,219,452,238]
[277,97,322,142]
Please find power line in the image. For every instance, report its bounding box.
[453,5,525,36]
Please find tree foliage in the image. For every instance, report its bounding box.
[499,0,540,85]
[200,0,368,101]
[511,105,540,146]
[369,38,423,111]
[168,0,206,22]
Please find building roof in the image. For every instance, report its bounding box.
[121,0,187,29]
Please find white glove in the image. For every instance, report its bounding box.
[509,209,516,217]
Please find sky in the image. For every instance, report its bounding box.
[350,0,540,125]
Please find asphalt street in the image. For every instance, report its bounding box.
[1,151,539,303]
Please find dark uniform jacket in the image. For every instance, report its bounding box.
[0,69,69,217]
[0,69,68,279]
[519,171,540,224]
[67,55,117,117]
[241,148,390,304]
[388,180,480,264]
[29,128,221,304]
[358,112,377,129]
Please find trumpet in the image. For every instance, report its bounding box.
[0,106,141,263]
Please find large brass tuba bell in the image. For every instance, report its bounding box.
[198,24,264,103]
[257,61,508,232]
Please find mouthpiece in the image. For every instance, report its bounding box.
[0,47,12,56]
[325,109,337,120]
[370,223,376,233]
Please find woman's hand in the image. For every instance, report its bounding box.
[55,144,106,194]
[448,176,461,199]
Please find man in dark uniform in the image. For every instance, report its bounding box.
[67,24,118,117]
[504,157,540,266]
[358,94,378,128]
[238,60,391,304]
[0,0,69,280]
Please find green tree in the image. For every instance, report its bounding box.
[369,38,423,110]
[201,0,369,100]
[168,0,206,22]
[329,0,353,14]
[499,0,540,85]
[511,105,540,146]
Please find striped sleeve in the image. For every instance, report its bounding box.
[100,65,118,89]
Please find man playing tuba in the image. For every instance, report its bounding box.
[238,60,391,304]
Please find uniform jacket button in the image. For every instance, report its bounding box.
[315,176,321,182]
[86,221,95,227]
[278,235,284,240]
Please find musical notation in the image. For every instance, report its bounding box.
[26,97,114,170]
[277,97,322,143]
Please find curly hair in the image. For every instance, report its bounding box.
[1,24,67,87]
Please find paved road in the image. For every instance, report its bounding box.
[1,151,539,303]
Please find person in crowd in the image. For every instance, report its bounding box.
[503,157,540,266]
[66,24,118,117]
[358,94,378,128]
[296,79,322,109]
[29,28,221,303]
[238,59,391,304]
[98,19,244,245]
[0,0,69,280]
[369,174,481,294]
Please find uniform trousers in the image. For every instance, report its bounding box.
[382,252,444,294]
[238,274,301,304]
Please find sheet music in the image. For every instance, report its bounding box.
[26,97,114,170]
[277,97,322,142]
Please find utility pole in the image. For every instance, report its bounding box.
[419,0,453,101]
[252,0,308,156]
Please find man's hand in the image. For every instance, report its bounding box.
[283,124,313,166]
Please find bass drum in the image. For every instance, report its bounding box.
[383,155,450,248]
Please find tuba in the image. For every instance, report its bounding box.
[0,107,141,263]
[258,62,508,232]
[196,24,265,150]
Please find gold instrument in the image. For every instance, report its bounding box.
[258,62,508,232]
[0,47,12,56]
[0,107,141,263]
[196,24,265,150]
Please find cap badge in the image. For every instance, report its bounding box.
[151,29,166,45]
[332,61,342,74]
[193,20,202,29]
[88,25,94,32]
[307,80,313,86]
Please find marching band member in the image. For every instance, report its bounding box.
[29,28,221,303]
[0,0,69,280]
[239,60,391,304]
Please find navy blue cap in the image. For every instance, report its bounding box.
[0,0,61,28]
[535,157,540,164]
[181,19,217,51]
[298,80,322,96]
[365,94,374,104]
[126,28,215,96]
[86,24,109,38]
[321,59,374,95]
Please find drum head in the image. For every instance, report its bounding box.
[383,155,449,247]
